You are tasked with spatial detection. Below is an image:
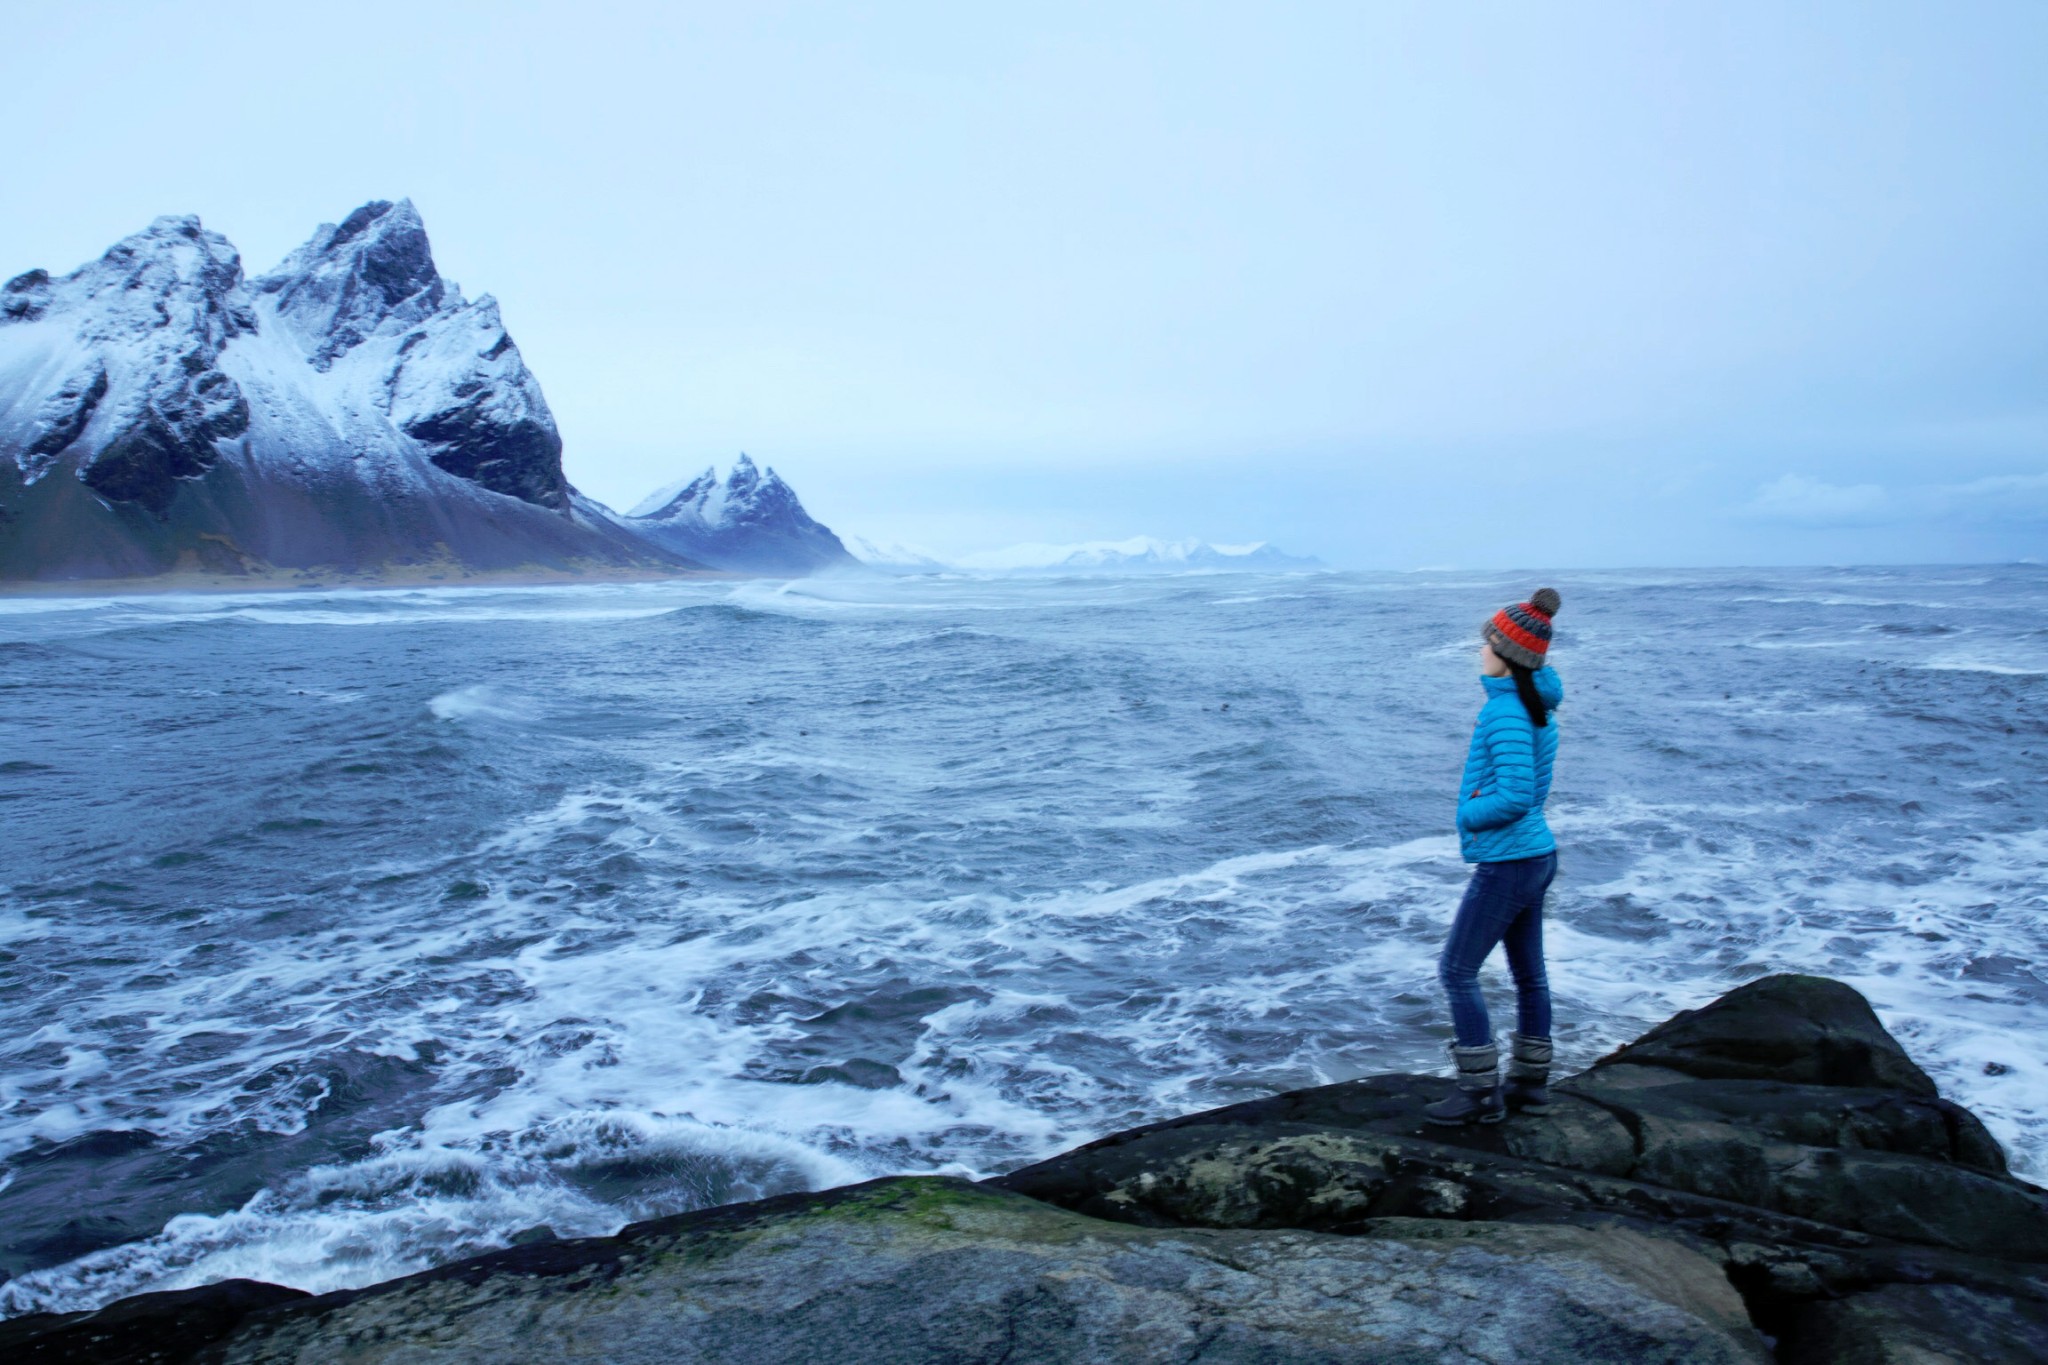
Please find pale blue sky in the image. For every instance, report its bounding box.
[9,2,2045,566]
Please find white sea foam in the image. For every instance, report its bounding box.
[1918,657,2048,676]
[6,805,2046,1311]
[0,582,731,637]
[428,684,546,725]
[3,565,2045,1318]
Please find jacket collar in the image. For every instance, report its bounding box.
[1482,667,1566,708]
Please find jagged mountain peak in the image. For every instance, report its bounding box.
[629,454,797,527]
[98,213,237,272]
[616,455,854,574]
[253,198,450,368]
[629,465,718,519]
[4,213,251,345]
[727,450,761,490]
[240,198,568,511]
[724,456,805,524]
[0,212,256,511]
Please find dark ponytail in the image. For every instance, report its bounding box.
[1506,660,1549,727]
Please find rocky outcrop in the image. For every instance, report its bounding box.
[6,975,2044,1362]
[1,1181,1768,1364]
[614,454,857,575]
[996,976,2048,1362]
[0,203,694,583]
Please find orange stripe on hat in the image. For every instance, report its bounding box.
[1491,609,1548,655]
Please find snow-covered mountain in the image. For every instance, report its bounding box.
[843,535,952,573]
[953,537,1321,574]
[0,202,696,582]
[611,454,856,575]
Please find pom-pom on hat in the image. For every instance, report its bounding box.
[1483,587,1561,669]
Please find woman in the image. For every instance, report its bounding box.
[1425,587,1565,1127]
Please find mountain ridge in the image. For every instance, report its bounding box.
[0,203,834,585]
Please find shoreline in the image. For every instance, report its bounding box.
[0,563,753,600]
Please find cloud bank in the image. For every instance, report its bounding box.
[1744,472,2048,530]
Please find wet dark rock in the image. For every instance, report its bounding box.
[1592,973,1939,1096]
[0,1280,307,1364]
[995,974,2048,1362]
[0,1180,1772,1364]
[1778,1281,2048,1364]
[8,974,2044,1362]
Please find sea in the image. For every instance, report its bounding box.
[1,564,2043,1315]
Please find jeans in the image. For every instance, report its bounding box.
[1437,851,1557,1048]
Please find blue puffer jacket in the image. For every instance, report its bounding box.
[1456,667,1564,863]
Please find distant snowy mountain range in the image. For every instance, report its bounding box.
[849,536,1320,575]
[0,201,850,583]
[842,536,953,572]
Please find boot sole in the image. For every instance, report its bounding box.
[1424,1110,1508,1127]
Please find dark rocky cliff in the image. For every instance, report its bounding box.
[4,974,2042,1362]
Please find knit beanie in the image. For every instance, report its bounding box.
[1483,587,1561,669]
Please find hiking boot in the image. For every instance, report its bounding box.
[1503,1032,1553,1114]
[1424,1041,1504,1126]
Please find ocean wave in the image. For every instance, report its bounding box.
[428,684,546,726]
[1918,657,2048,676]
[3,565,2044,1316]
